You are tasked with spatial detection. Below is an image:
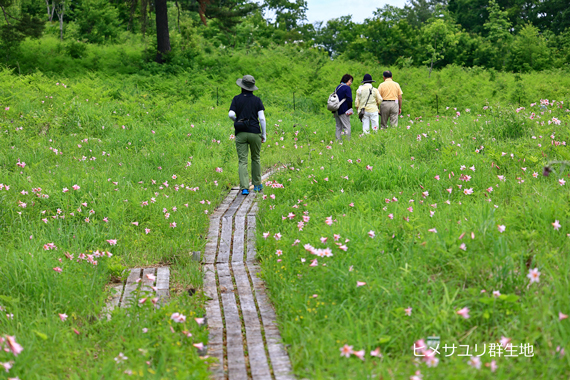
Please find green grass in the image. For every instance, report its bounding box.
[0,69,300,378]
[1,57,570,379]
[256,103,570,378]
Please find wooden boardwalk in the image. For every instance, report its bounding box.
[204,175,295,380]
[103,266,170,315]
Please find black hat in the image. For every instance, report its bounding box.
[361,74,375,84]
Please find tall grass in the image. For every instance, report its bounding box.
[0,68,304,378]
[256,102,570,378]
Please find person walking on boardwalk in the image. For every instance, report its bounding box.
[378,70,403,129]
[355,74,382,134]
[229,75,266,195]
[334,74,354,141]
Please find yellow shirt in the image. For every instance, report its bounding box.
[378,78,403,101]
[355,84,382,113]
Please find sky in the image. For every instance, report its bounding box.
[305,0,408,23]
[259,0,409,24]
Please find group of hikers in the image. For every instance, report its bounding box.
[332,71,403,141]
[227,72,403,195]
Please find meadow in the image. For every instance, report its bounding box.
[1,45,570,378]
[0,68,303,378]
[256,100,570,378]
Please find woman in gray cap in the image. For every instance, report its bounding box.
[228,75,267,195]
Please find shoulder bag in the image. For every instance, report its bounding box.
[358,85,373,122]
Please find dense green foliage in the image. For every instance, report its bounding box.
[6,37,570,119]
[1,0,569,73]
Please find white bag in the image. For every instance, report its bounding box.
[327,84,346,112]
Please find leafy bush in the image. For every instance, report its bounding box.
[65,40,87,58]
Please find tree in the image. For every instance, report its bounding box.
[264,0,307,31]
[155,0,170,63]
[0,0,45,61]
[420,18,459,76]
[344,17,416,65]
[53,0,65,41]
[313,16,357,57]
[483,0,512,69]
[532,0,570,35]
[45,0,55,21]
[507,22,551,72]
[374,4,407,24]
[180,0,259,32]
[75,0,121,43]
[403,0,448,28]
[448,0,536,35]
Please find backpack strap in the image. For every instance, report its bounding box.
[362,84,373,109]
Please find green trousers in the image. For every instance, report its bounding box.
[235,132,262,190]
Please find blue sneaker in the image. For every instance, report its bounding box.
[241,189,249,195]
[254,184,263,192]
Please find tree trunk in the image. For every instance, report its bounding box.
[140,0,148,37]
[45,0,55,22]
[128,0,138,32]
[55,2,65,41]
[59,14,63,40]
[155,0,171,63]
[175,1,180,33]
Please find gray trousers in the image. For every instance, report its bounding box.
[380,101,399,129]
[334,111,351,141]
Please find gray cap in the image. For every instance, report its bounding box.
[236,75,259,91]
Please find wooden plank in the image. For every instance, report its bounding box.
[126,268,142,283]
[203,263,225,380]
[108,284,124,309]
[205,190,238,264]
[217,263,248,380]
[224,193,245,219]
[223,189,240,204]
[141,267,156,293]
[213,190,238,218]
[121,268,141,308]
[232,215,245,263]
[232,192,256,263]
[248,264,295,379]
[202,264,218,302]
[217,216,233,263]
[203,216,220,264]
[102,284,124,320]
[247,215,257,263]
[156,267,170,290]
[261,171,273,181]
[236,192,255,217]
[233,263,271,380]
[248,202,259,216]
